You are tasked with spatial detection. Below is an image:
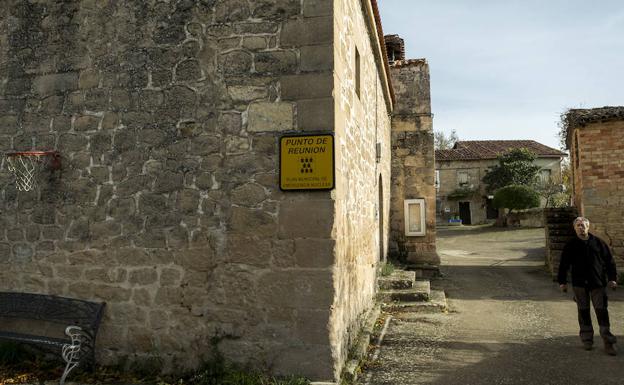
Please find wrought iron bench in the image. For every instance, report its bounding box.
[0,292,106,385]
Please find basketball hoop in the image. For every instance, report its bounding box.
[5,151,61,192]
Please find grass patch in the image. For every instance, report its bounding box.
[190,367,309,385]
[188,354,309,385]
[380,262,395,276]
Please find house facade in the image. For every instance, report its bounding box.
[0,1,435,382]
[564,107,624,268]
[435,140,565,225]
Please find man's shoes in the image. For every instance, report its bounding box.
[604,342,617,356]
[583,341,593,351]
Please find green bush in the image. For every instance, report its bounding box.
[493,185,540,212]
[482,148,541,193]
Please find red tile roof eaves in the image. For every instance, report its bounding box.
[435,140,566,161]
[369,0,396,106]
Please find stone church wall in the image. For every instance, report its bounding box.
[331,0,392,378]
[0,0,340,380]
[0,0,398,381]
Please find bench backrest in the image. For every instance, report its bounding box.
[0,292,106,335]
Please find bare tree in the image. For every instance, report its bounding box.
[434,129,458,150]
[537,160,571,207]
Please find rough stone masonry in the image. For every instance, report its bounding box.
[0,0,409,382]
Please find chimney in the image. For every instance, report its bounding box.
[384,34,405,63]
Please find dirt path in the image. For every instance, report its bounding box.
[360,226,624,385]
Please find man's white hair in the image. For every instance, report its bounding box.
[573,216,590,226]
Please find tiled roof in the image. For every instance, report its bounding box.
[564,106,624,128]
[563,107,624,149]
[436,140,566,161]
[369,0,395,106]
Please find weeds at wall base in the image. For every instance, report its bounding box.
[0,344,310,385]
[380,262,395,276]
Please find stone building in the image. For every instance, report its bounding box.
[0,0,434,383]
[563,107,624,268]
[385,37,437,265]
[435,140,565,225]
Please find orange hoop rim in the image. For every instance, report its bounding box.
[4,151,61,159]
[6,150,59,157]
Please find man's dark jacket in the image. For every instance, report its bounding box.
[557,233,617,288]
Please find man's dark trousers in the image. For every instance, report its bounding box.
[573,286,616,344]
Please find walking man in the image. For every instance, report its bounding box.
[558,216,618,355]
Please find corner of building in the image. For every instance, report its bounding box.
[386,36,439,267]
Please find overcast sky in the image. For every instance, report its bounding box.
[378,0,624,150]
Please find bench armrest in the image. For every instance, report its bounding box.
[60,326,87,385]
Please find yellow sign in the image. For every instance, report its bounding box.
[280,134,334,190]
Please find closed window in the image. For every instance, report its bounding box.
[457,171,469,186]
[435,170,440,190]
[404,199,426,236]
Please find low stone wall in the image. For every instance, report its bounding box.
[543,207,578,279]
[506,208,544,228]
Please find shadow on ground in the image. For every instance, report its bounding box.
[365,334,624,385]
[362,226,624,384]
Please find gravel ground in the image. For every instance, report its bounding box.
[360,226,624,385]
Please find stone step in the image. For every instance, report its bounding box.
[378,270,416,290]
[381,289,447,313]
[377,280,430,303]
[405,263,440,279]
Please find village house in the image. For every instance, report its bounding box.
[435,140,566,225]
[0,1,436,383]
[563,106,624,268]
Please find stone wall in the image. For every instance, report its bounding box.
[331,0,392,378]
[388,60,437,264]
[505,208,543,227]
[570,120,624,268]
[543,207,578,278]
[0,0,341,380]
